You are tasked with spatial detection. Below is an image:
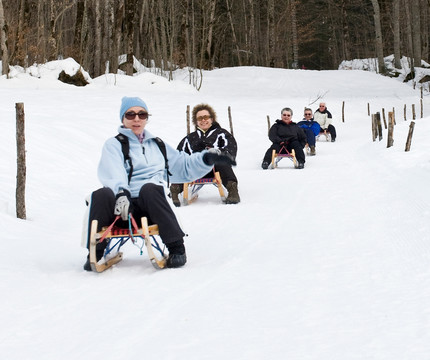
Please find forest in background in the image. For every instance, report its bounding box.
[0,0,429,80]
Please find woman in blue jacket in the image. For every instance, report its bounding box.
[83,96,235,271]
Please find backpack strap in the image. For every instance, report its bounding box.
[115,134,172,187]
[154,137,172,187]
[115,134,133,184]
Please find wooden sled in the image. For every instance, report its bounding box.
[316,130,331,142]
[182,171,226,205]
[89,215,166,273]
[270,146,297,169]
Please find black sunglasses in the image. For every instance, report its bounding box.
[124,111,149,120]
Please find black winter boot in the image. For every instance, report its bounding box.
[83,243,106,271]
[166,239,187,268]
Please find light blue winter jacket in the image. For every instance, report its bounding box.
[98,126,213,198]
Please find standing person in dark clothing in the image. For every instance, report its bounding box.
[297,108,321,156]
[314,102,337,142]
[170,103,240,206]
[261,107,307,169]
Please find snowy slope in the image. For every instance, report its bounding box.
[1,61,430,360]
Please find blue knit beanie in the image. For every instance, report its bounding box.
[119,96,149,121]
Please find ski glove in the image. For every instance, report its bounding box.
[114,189,132,221]
[203,148,236,166]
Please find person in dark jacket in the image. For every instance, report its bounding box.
[170,103,240,206]
[297,107,321,156]
[314,102,336,142]
[261,107,307,169]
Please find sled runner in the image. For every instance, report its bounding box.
[270,146,297,169]
[316,129,331,142]
[89,215,166,273]
[182,171,226,205]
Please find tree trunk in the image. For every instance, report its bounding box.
[157,0,168,73]
[206,0,217,69]
[411,0,422,67]
[247,0,256,65]
[124,0,135,76]
[393,0,401,68]
[0,0,8,77]
[110,1,123,74]
[290,0,299,69]
[370,0,385,74]
[48,0,57,61]
[404,0,414,68]
[267,0,275,67]
[93,0,102,76]
[103,0,112,74]
[226,0,242,66]
[36,0,46,64]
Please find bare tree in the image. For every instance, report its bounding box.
[370,0,385,73]
[226,0,242,66]
[393,0,401,68]
[290,0,298,68]
[411,0,422,67]
[93,0,102,76]
[0,0,8,76]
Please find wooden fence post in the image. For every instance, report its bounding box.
[382,108,387,129]
[376,112,383,140]
[16,102,26,220]
[367,103,370,116]
[387,111,394,148]
[405,121,415,151]
[420,99,423,118]
[404,104,406,121]
[186,105,190,135]
[371,114,377,141]
[342,101,345,122]
[412,104,416,120]
[228,106,234,136]
[267,115,271,134]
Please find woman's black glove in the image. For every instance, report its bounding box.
[203,149,236,166]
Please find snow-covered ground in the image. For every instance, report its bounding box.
[1,59,430,360]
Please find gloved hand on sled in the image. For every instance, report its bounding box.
[203,148,236,167]
[114,189,132,221]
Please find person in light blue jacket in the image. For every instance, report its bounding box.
[83,96,235,271]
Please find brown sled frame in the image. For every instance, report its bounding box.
[316,130,331,142]
[89,216,166,273]
[270,147,297,169]
[182,170,226,205]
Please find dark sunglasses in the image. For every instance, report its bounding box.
[305,113,312,115]
[124,111,149,120]
[197,115,211,121]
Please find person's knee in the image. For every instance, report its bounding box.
[139,183,164,199]
[92,187,115,203]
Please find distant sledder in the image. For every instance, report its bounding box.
[261,107,306,170]
[297,108,320,156]
[314,102,336,142]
